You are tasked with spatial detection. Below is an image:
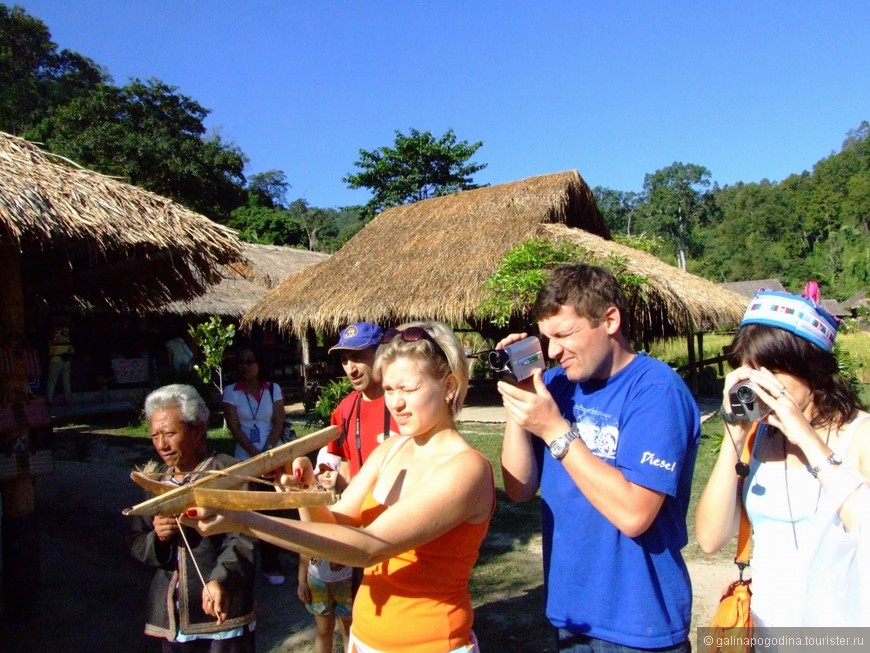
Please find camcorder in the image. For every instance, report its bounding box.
[488,336,546,383]
[727,382,771,422]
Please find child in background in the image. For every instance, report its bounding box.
[297,448,352,653]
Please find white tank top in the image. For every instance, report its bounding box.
[743,414,869,626]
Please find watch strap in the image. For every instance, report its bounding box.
[549,428,579,460]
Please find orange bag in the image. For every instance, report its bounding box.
[706,576,752,653]
[705,426,756,653]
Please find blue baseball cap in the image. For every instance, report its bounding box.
[328,322,383,354]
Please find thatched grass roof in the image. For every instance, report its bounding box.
[162,243,329,317]
[0,131,243,312]
[844,289,868,311]
[721,278,786,297]
[228,243,330,290]
[245,170,608,335]
[245,170,747,340]
[537,224,748,341]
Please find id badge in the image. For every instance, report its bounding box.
[249,424,261,445]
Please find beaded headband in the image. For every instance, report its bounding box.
[739,289,839,352]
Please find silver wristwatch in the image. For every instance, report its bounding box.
[549,426,579,461]
[809,452,843,479]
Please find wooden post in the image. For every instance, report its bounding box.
[686,331,698,396]
[0,238,41,621]
[301,329,313,370]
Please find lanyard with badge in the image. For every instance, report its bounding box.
[244,386,267,446]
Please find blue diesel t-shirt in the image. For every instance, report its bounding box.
[537,353,700,648]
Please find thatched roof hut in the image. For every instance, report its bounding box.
[162,243,329,318]
[245,170,608,335]
[844,289,868,314]
[721,278,786,297]
[245,170,747,343]
[0,131,243,313]
[0,131,246,609]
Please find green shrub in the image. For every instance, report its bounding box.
[311,377,352,425]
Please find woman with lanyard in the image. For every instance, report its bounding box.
[222,346,287,585]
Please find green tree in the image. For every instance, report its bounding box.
[637,162,713,270]
[189,316,236,397]
[286,198,337,251]
[343,128,487,220]
[228,195,307,246]
[478,239,584,329]
[329,205,366,250]
[0,4,107,134]
[594,186,640,236]
[248,169,290,208]
[28,78,247,221]
[701,179,800,282]
[478,239,651,346]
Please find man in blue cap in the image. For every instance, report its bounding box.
[325,322,398,485]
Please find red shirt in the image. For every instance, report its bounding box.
[327,391,397,478]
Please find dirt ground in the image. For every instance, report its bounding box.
[0,428,734,653]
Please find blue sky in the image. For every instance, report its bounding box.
[15,1,870,209]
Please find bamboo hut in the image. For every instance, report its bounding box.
[245,170,609,336]
[162,243,329,318]
[0,130,243,621]
[245,170,746,343]
[152,243,331,400]
[0,132,242,313]
[721,278,787,297]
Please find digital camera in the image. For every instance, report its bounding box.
[488,336,545,383]
[727,382,771,422]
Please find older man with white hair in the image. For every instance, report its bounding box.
[127,384,257,652]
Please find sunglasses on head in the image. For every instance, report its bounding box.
[381,327,448,360]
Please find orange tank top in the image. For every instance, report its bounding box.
[351,451,494,653]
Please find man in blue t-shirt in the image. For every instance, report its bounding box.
[498,263,700,652]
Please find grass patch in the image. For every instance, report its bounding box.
[650,331,870,384]
[648,334,733,369]
[841,331,870,383]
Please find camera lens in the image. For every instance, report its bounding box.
[735,385,756,402]
[488,350,510,369]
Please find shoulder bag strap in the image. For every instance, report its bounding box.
[735,423,758,569]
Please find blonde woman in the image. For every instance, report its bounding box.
[186,322,495,652]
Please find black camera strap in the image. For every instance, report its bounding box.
[342,391,391,469]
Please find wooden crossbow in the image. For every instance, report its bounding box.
[123,425,339,516]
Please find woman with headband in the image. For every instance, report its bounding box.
[695,284,869,630]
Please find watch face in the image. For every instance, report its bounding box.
[549,438,568,459]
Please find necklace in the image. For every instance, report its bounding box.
[782,424,831,549]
